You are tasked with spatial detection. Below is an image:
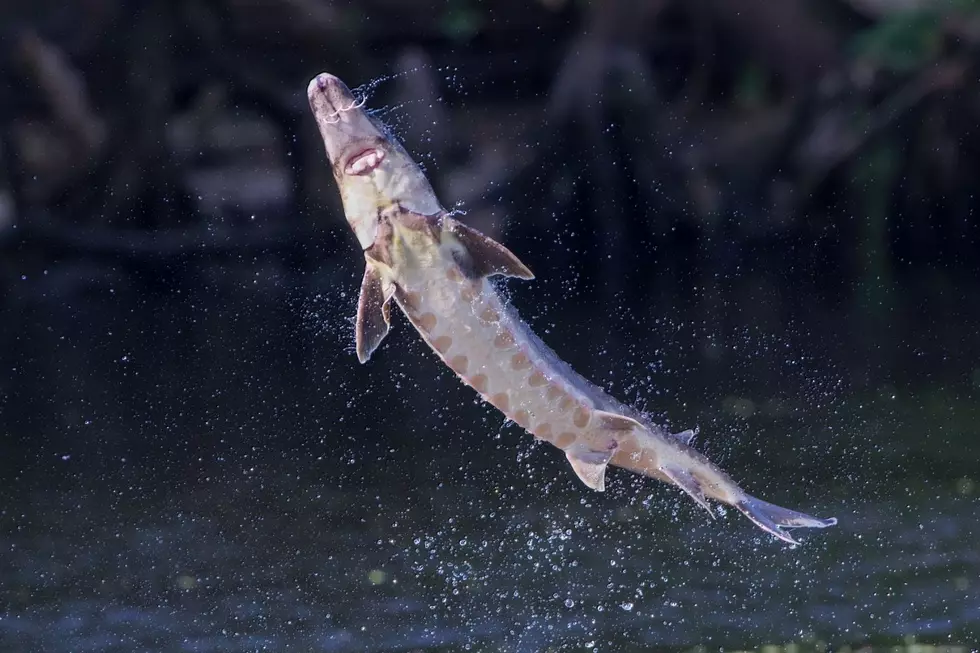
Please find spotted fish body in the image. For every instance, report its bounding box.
[308,72,837,545]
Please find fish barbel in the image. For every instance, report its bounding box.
[306,72,837,545]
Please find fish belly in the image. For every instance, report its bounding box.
[394,266,607,454]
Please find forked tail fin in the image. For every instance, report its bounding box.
[735,495,837,545]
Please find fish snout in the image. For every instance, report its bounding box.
[308,72,378,167]
[307,73,355,110]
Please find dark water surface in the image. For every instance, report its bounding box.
[1,258,977,651]
[0,474,976,652]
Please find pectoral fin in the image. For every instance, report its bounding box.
[565,444,614,492]
[356,264,394,363]
[443,217,534,280]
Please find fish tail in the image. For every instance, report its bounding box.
[734,495,837,545]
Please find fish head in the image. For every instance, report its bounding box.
[308,73,443,249]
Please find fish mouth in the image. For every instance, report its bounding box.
[344,147,385,176]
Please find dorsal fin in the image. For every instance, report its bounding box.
[355,263,394,363]
[443,217,534,280]
[595,410,693,447]
[672,429,696,446]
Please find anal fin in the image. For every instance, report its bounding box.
[660,463,716,518]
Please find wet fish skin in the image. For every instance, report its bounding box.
[307,72,837,545]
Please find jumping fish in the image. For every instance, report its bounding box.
[307,73,837,545]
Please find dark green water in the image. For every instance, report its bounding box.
[1,469,975,651]
[0,257,977,651]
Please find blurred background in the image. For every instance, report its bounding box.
[0,0,978,651]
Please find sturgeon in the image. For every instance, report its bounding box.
[307,72,837,545]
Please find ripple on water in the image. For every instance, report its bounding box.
[0,481,976,651]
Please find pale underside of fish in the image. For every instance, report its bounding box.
[306,72,837,545]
